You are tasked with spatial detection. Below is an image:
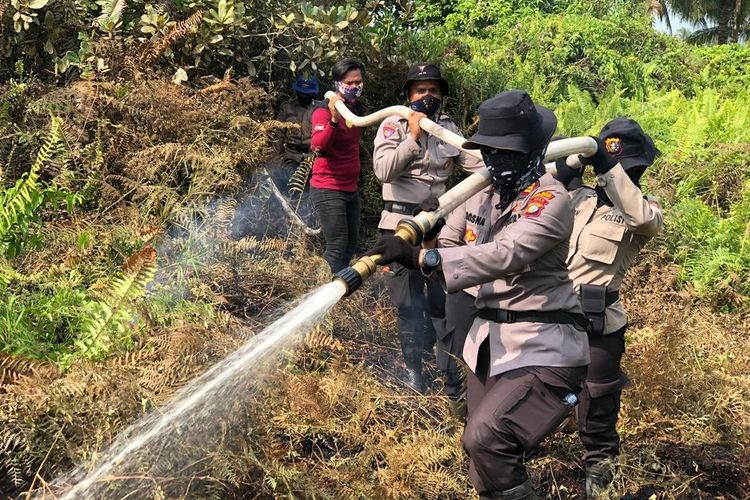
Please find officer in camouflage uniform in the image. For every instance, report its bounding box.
[556,118,663,498]
[372,63,483,393]
[368,90,590,499]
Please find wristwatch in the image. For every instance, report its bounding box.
[422,248,442,273]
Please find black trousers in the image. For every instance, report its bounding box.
[382,243,446,370]
[577,326,629,465]
[463,339,585,494]
[311,187,360,273]
[439,290,477,400]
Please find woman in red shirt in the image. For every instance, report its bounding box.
[310,58,365,273]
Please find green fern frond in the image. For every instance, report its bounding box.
[76,247,157,359]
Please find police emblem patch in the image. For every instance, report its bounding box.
[382,123,397,139]
[464,228,477,243]
[523,192,555,218]
[605,137,622,155]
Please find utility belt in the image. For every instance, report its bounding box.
[384,201,420,216]
[579,284,620,338]
[477,308,590,332]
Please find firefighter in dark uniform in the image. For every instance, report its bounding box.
[372,64,483,393]
[556,118,662,498]
[368,90,590,499]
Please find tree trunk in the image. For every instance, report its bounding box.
[717,0,734,44]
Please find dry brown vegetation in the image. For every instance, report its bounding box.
[0,72,748,499]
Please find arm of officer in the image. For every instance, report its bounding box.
[437,202,467,249]
[373,117,421,183]
[301,106,314,150]
[438,190,573,293]
[310,107,337,154]
[599,164,663,237]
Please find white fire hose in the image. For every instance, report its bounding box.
[325,91,599,294]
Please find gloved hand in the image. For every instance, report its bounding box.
[554,157,584,190]
[423,218,446,242]
[366,235,420,269]
[578,136,618,175]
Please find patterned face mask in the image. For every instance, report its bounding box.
[335,81,363,103]
[409,94,441,117]
[481,147,546,209]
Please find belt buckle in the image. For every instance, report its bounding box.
[503,310,516,323]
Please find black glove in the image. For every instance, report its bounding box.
[423,217,445,242]
[578,136,618,175]
[366,235,420,269]
[554,157,584,190]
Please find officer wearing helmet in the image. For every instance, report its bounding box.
[372,63,483,394]
[368,90,590,499]
[556,118,663,499]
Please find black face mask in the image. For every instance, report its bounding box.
[481,147,546,209]
[296,93,314,106]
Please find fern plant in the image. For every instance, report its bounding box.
[75,247,158,361]
[0,117,81,258]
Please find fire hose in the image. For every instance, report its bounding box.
[322,91,598,295]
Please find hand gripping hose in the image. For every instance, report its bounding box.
[325,92,598,295]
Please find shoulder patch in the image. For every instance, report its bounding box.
[521,181,541,196]
[382,123,397,139]
[523,192,555,218]
[464,228,477,243]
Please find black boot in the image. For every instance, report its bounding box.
[480,479,538,500]
[586,458,615,499]
[400,332,426,393]
[404,363,426,393]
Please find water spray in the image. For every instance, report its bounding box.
[44,94,597,498]
[323,91,598,295]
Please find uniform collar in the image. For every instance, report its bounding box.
[397,113,451,123]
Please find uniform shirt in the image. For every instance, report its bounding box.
[566,164,663,334]
[373,114,484,230]
[310,107,361,193]
[437,173,590,377]
[276,100,315,162]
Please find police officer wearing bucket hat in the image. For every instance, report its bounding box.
[556,117,663,499]
[372,63,483,394]
[368,90,590,499]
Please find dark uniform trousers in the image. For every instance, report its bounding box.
[440,290,477,400]
[382,260,445,372]
[577,326,628,465]
[463,338,585,493]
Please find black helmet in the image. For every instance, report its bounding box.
[401,63,449,100]
[463,90,557,154]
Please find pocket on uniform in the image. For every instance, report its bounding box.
[497,375,571,452]
[581,223,626,265]
[383,263,413,308]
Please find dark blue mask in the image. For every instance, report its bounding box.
[409,94,441,117]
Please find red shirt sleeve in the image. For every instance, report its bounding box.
[310,107,338,153]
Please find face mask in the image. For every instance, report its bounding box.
[409,94,441,117]
[481,148,546,209]
[296,93,314,106]
[335,81,363,103]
